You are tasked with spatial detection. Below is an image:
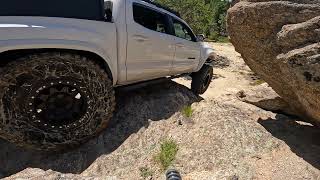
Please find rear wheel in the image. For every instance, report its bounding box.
[191,65,213,95]
[0,52,115,151]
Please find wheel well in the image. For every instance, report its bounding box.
[0,48,113,82]
[207,55,215,62]
[204,57,214,65]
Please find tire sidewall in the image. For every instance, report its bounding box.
[0,53,115,150]
[191,65,213,95]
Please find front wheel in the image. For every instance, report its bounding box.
[0,52,115,151]
[191,65,213,95]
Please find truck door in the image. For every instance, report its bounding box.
[126,2,175,82]
[170,17,201,74]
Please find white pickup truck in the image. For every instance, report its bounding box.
[0,0,215,150]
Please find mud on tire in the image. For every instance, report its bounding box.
[0,52,115,151]
[191,65,213,95]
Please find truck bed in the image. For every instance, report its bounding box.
[0,0,105,21]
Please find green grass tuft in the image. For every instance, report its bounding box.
[139,167,153,179]
[155,139,179,170]
[182,105,193,118]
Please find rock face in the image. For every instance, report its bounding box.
[227,0,320,125]
[4,168,100,180]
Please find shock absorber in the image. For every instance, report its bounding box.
[166,169,182,180]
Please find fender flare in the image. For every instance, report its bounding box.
[0,39,117,85]
[195,44,215,72]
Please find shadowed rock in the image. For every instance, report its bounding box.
[227,0,320,126]
[237,83,297,116]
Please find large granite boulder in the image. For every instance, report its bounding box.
[227,0,320,125]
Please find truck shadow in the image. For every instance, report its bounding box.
[0,80,203,178]
[258,114,320,170]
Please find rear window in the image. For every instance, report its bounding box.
[172,18,197,42]
[133,4,170,34]
[0,0,105,21]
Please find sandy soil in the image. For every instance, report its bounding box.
[175,43,252,99]
[1,43,319,180]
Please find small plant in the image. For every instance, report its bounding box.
[182,105,193,118]
[155,139,179,170]
[139,167,153,179]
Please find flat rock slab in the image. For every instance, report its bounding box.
[237,83,297,116]
[2,44,319,179]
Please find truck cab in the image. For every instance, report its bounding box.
[112,0,204,83]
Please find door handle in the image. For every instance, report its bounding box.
[133,35,149,42]
[188,57,196,60]
[176,43,184,48]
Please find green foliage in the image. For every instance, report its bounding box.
[182,105,193,118]
[139,167,154,179]
[155,0,230,40]
[208,0,229,37]
[216,36,230,43]
[155,139,179,170]
[155,0,212,34]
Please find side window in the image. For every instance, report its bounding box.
[133,4,169,34]
[173,19,196,42]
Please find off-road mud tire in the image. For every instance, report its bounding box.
[0,52,115,151]
[191,65,213,95]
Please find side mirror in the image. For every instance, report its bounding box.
[196,34,205,42]
[104,1,113,22]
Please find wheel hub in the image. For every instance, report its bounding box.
[27,79,90,130]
